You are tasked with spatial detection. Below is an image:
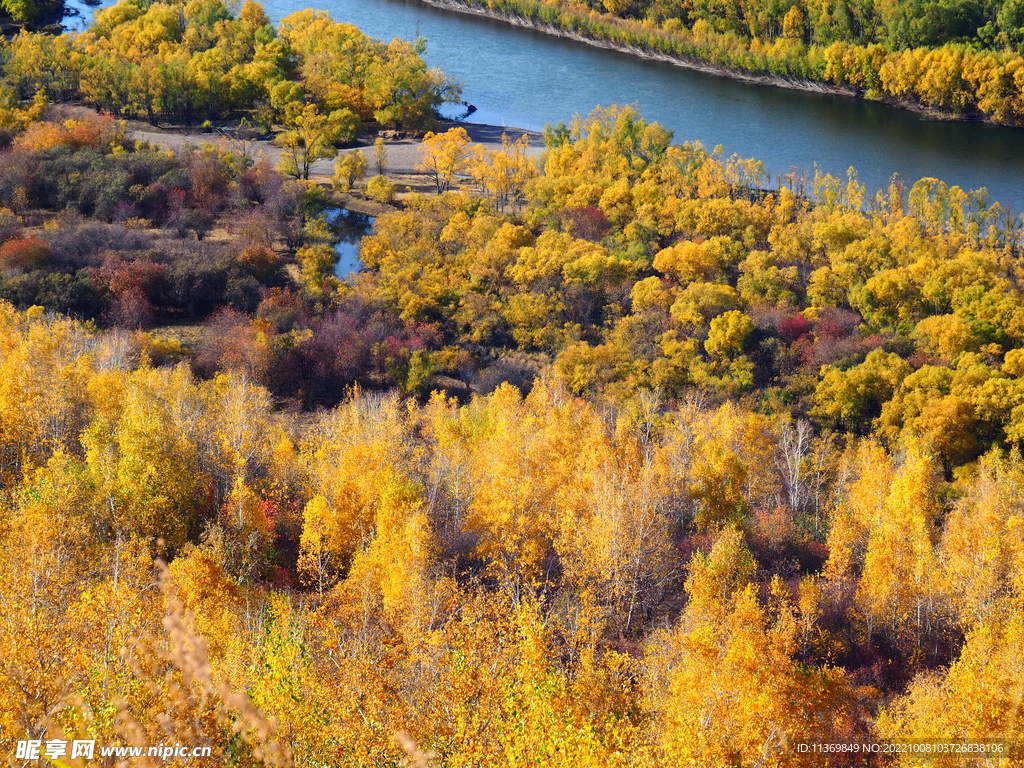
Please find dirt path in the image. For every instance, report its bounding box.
[129,122,544,179]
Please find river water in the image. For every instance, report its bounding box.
[67,0,1024,206]
[261,0,1024,207]
[329,209,373,279]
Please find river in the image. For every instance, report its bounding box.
[66,0,1024,206]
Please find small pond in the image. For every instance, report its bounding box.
[329,208,374,280]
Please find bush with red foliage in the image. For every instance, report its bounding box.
[167,188,216,241]
[15,113,120,153]
[0,236,49,273]
[251,297,447,406]
[92,254,165,329]
[256,288,306,332]
[567,206,611,242]
[778,311,812,343]
[290,307,377,403]
[229,210,276,249]
[195,307,272,382]
[812,307,861,340]
[182,147,235,212]
[235,159,284,206]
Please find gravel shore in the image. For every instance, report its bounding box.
[130,121,544,179]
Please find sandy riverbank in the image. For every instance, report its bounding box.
[130,121,544,181]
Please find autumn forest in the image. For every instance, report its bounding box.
[0,0,1022,765]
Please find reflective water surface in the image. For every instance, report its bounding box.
[329,209,373,278]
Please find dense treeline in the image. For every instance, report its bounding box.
[579,0,1022,49]
[425,0,1024,124]
[347,107,1024,478]
[1,0,458,130]
[2,305,1024,765]
[6,101,1024,468]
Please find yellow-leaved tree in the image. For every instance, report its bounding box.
[471,132,537,212]
[417,126,478,194]
[297,393,418,590]
[878,613,1024,763]
[937,450,1024,630]
[551,403,678,635]
[648,527,851,766]
[854,440,941,644]
[83,365,209,553]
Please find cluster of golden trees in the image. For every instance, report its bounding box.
[0,0,457,131]
[2,300,1023,764]
[348,108,1024,476]
[0,0,61,24]
[576,0,1014,49]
